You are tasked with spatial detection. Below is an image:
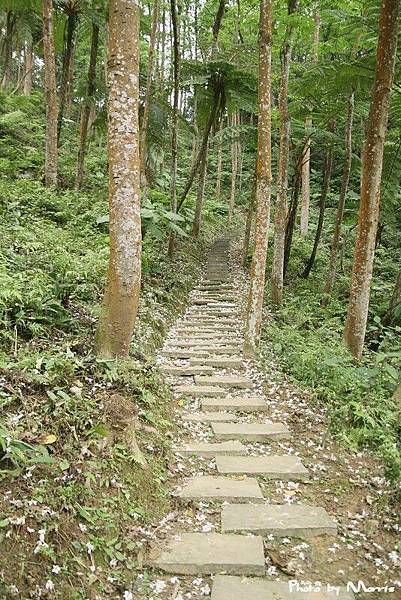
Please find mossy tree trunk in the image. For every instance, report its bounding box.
[95,0,142,358]
[344,0,400,359]
[244,0,272,355]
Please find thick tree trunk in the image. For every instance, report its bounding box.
[58,11,78,142]
[1,12,16,91]
[228,110,238,224]
[323,92,354,303]
[300,7,320,236]
[302,141,334,278]
[23,39,34,95]
[271,0,297,304]
[243,0,272,355]
[95,0,141,358]
[167,0,180,257]
[75,22,99,191]
[344,0,399,359]
[192,143,208,237]
[140,0,160,178]
[42,0,58,187]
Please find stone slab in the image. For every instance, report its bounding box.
[175,441,247,457]
[160,365,214,376]
[174,332,238,340]
[182,412,238,422]
[221,504,337,537]
[202,397,269,412]
[152,533,265,575]
[195,375,252,389]
[215,455,308,480]
[212,422,290,441]
[168,339,240,348]
[177,385,226,397]
[191,357,244,369]
[177,476,263,503]
[161,349,209,358]
[181,347,241,356]
[211,576,354,600]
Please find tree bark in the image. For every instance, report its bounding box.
[23,38,34,95]
[271,0,297,304]
[215,118,223,200]
[300,6,320,236]
[243,0,272,355]
[75,22,99,191]
[58,10,78,142]
[242,169,257,267]
[42,0,58,187]
[302,140,334,278]
[140,0,160,178]
[192,142,208,237]
[1,12,17,91]
[284,163,302,277]
[167,0,180,257]
[95,0,141,358]
[322,92,354,303]
[228,110,238,224]
[344,0,399,359]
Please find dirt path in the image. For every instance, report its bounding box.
[132,238,400,600]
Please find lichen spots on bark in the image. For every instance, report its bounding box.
[95,0,141,359]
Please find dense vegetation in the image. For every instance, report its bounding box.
[0,0,400,596]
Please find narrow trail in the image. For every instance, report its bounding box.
[133,238,399,599]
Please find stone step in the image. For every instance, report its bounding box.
[173,332,239,340]
[212,422,290,441]
[195,375,253,389]
[160,365,214,376]
[190,357,244,369]
[177,385,226,397]
[221,504,337,538]
[202,397,269,412]
[161,349,209,359]
[167,340,240,348]
[179,347,241,356]
[182,412,238,422]
[215,455,308,480]
[175,441,247,457]
[177,476,264,503]
[151,533,265,576]
[211,577,355,600]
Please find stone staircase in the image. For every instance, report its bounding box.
[152,238,354,599]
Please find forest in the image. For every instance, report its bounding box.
[0,0,400,598]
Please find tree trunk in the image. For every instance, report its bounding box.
[300,7,320,236]
[167,0,180,257]
[42,0,58,187]
[140,0,160,179]
[284,164,302,277]
[75,22,99,191]
[383,267,401,325]
[271,0,297,304]
[1,12,16,91]
[192,143,208,237]
[23,38,34,95]
[344,0,399,359]
[242,170,257,267]
[228,110,238,224]
[58,11,78,142]
[323,92,354,303]
[243,0,272,355]
[95,0,141,358]
[215,119,223,200]
[302,140,334,278]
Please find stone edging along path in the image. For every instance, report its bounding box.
[144,237,357,599]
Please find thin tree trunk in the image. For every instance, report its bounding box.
[244,0,272,355]
[95,0,141,358]
[140,0,160,178]
[383,267,401,325]
[1,12,16,91]
[215,118,223,200]
[284,165,302,277]
[302,141,334,278]
[242,170,257,267]
[58,11,78,142]
[271,0,297,304]
[228,110,238,224]
[167,0,180,257]
[23,39,33,95]
[344,0,399,359]
[192,143,208,237]
[42,0,58,187]
[300,6,320,236]
[323,92,354,303]
[75,22,99,191]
